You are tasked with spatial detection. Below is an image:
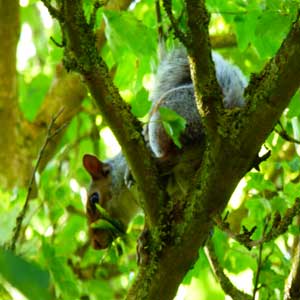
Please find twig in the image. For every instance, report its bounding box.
[206,239,252,300]
[40,0,62,20]
[9,109,67,252]
[284,216,300,300]
[214,198,300,249]
[162,0,188,45]
[252,219,269,299]
[50,36,64,48]
[155,0,165,59]
[89,1,103,28]
[275,121,300,144]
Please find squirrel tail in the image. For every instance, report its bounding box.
[150,48,247,107]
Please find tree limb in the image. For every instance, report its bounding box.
[206,240,252,300]
[184,0,223,138]
[127,9,300,300]
[9,110,66,252]
[214,199,300,249]
[56,0,164,228]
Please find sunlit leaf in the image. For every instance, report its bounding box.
[0,248,51,300]
[159,107,187,148]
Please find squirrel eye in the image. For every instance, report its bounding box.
[89,192,100,206]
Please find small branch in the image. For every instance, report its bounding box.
[275,121,300,144]
[89,1,103,28]
[252,220,269,299]
[284,216,300,300]
[50,36,64,48]
[162,0,188,44]
[206,240,252,300]
[155,0,165,59]
[214,198,300,249]
[40,0,62,20]
[9,109,67,252]
[54,0,164,228]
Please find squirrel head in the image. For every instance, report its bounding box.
[83,154,115,249]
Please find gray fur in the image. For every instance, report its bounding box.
[148,48,247,158]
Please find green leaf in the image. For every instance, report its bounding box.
[103,10,156,59]
[234,11,258,51]
[254,11,292,58]
[246,172,276,192]
[0,248,51,300]
[159,107,187,148]
[131,88,151,118]
[0,284,11,300]
[287,91,300,118]
[19,74,51,121]
[42,242,80,299]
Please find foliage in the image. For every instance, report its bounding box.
[1,0,300,299]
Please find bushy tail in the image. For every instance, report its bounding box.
[150,48,247,107]
[150,48,191,103]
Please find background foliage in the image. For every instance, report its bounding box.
[1,0,300,299]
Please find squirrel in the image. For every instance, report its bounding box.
[148,47,247,159]
[83,47,247,249]
[83,153,139,249]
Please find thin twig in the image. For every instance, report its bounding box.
[9,109,67,252]
[275,121,300,144]
[40,0,62,20]
[214,198,300,249]
[155,0,165,59]
[162,0,188,45]
[252,219,269,299]
[206,239,252,300]
[89,1,103,28]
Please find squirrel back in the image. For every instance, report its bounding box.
[148,48,247,158]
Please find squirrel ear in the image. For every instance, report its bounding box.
[83,154,110,180]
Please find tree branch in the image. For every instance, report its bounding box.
[206,240,252,300]
[214,199,300,249]
[130,11,300,298]
[0,0,21,187]
[9,110,66,252]
[284,217,300,300]
[55,0,163,228]
[184,0,223,138]
[162,0,188,44]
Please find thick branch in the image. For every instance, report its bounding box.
[0,0,21,187]
[35,0,132,173]
[185,0,223,138]
[61,0,163,227]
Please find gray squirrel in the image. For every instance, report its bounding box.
[148,47,247,159]
[83,48,247,249]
